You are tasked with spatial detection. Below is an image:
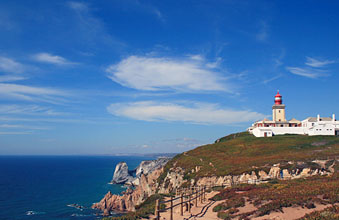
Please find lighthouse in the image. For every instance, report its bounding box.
[272,91,286,122]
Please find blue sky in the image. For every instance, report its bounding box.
[0,0,338,155]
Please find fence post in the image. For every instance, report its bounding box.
[195,187,198,207]
[200,186,203,203]
[155,199,160,220]
[180,193,183,216]
[203,186,205,202]
[170,196,173,220]
[188,193,191,213]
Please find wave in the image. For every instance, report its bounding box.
[26,210,45,216]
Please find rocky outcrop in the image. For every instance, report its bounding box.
[111,158,170,185]
[92,168,163,214]
[135,157,170,178]
[195,164,334,187]
[111,162,134,184]
[93,157,171,214]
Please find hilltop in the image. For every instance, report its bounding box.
[159,132,339,183]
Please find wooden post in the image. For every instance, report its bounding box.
[180,193,183,216]
[195,187,198,207]
[200,186,203,203]
[170,196,173,220]
[203,186,206,201]
[155,199,160,220]
[188,193,191,213]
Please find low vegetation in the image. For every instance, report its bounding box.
[212,173,339,219]
[159,132,339,183]
[298,205,339,220]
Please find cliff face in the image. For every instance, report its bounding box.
[157,161,336,194]
[92,168,162,214]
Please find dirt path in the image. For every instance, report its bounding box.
[146,192,336,220]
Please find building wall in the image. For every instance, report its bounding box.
[252,127,305,137]
[272,105,286,122]
[308,124,336,136]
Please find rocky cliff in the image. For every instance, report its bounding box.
[93,159,336,215]
[92,168,163,215]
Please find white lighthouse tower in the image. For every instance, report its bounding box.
[272,91,286,122]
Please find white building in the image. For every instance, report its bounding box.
[249,91,339,137]
[302,114,339,136]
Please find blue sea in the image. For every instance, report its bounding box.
[0,155,155,220]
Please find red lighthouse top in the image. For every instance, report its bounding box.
[274,91,282,105]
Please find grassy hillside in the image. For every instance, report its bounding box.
[211,173,339,219]
[160,132,339,182]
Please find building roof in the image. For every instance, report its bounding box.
[303,117,333,122]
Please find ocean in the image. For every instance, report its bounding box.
[0,155,155,220]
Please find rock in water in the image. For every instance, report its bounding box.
[111,162,134,184]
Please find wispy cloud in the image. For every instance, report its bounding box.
[107,101,265,125]
[67,1,125,48]
[0,131,32,135]
[68,1,88,11]
[0,83,68,103]
[286,56,334,79]
[0,124,49,130]
[0,75,26,82]
[0,104,65,116]
[0,56,25,73]
[286,67,326,79]
[305,57,336,68]
[32,53,76,65]
[263,74,283,84]
[106,55,230,92]
[256,21,268,42]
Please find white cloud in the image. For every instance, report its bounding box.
[32,53,75,65]
[0,124,49,130]
[0,131,32,135]
[305,57,336,67]
[0,57,25,73]
[107,101,265,125]
[0,83,67,103]
[0,75,26,82]
[286,67,325,79]
[287,56,335,78]
[106,56,229,92]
